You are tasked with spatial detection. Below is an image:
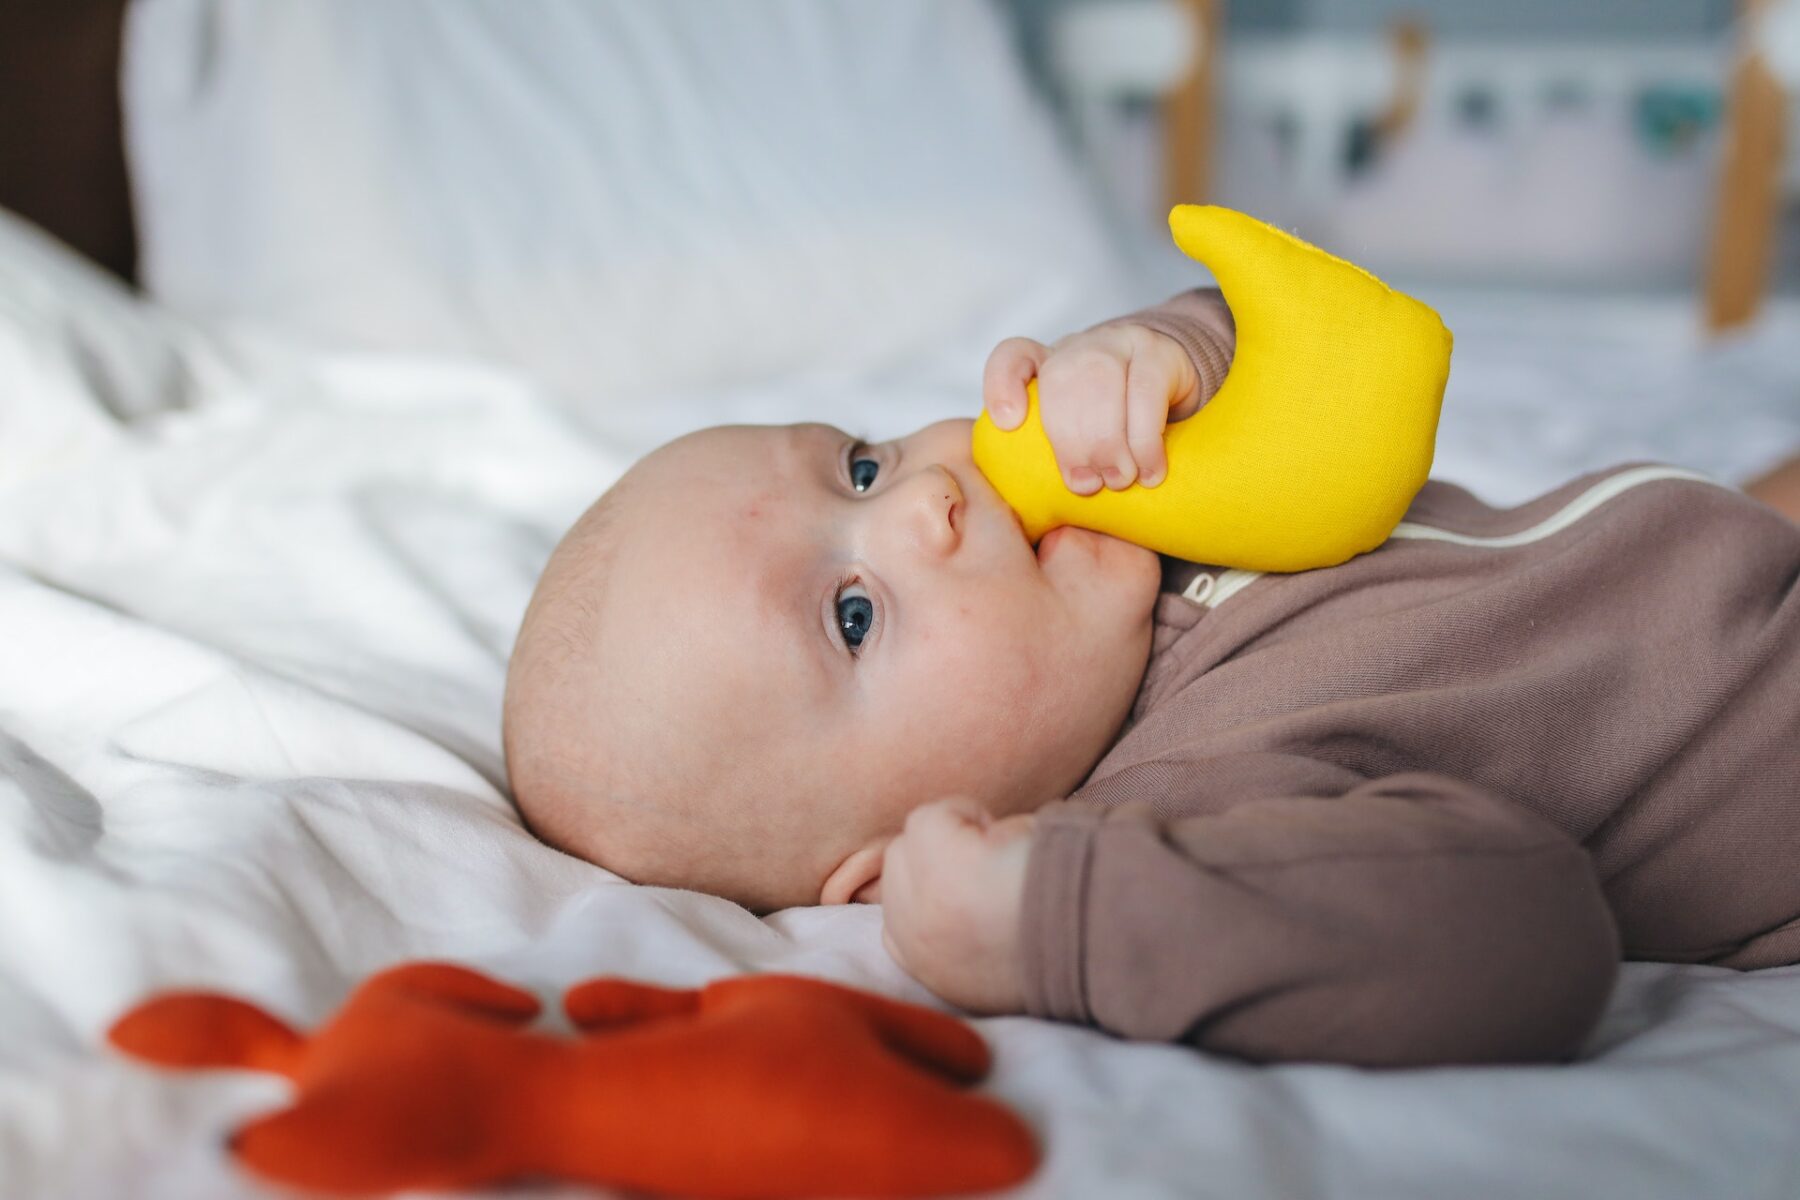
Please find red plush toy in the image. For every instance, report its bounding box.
[107,962,1038,1197]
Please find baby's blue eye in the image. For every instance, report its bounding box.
[837,586,874,651]
[849,452,880,493]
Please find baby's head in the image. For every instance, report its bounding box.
[503,418,1162,913]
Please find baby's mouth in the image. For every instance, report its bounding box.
[964,459,1039,559]
[1003,502,1045,564]
[1034,525,1076,563]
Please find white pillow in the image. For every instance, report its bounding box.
[123,0,1134,407]
[0,207,192,425]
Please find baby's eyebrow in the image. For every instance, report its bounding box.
[800,423,846,477]
[762,424,847,693]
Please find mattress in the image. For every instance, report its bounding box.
[3,212,1799,1199]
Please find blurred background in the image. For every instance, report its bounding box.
[1004,0,1798,302]
[2,0,1797,506]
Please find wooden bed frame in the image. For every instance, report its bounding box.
[1162,0,1221,213]
[1704,0,1791,332]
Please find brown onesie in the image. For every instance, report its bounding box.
[1020,290,1800,1069]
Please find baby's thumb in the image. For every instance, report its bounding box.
[982,338,1048,430]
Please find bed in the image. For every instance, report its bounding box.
[3,3,1799,1198]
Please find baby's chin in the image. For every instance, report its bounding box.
[1037,523,1158,571]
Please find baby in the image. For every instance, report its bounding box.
[504,289,1800,1069]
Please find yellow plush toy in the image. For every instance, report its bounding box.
[972,205,1453,573]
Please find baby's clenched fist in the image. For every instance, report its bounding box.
[879,797,1035,1016]
[982,322,1201,496]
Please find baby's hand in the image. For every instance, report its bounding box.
[983,322,1201,495]
[879,797,1035,1016]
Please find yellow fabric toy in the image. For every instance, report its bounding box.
[972,205,1453,572]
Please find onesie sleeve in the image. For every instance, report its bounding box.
[1019,770,1621,1068]
[1087,287,1236,418]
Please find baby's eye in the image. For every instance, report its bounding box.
[849,448,880,493]
[836,582,875,652]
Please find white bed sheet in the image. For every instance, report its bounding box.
[3,217,1800,1199]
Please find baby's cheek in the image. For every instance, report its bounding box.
[926,576,1054,701]
[948,607,1052,728]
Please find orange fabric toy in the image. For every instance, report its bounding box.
[107,962,1038,1198]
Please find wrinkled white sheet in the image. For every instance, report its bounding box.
[3,217,1800,1199]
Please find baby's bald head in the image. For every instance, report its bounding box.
[502,448,823,912]
[503,420,1161,913]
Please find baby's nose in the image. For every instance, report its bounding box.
[901,464,963,558]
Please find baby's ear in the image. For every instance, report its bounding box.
[819,838,889,906]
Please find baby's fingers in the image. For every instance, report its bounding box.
[1124,361,1171,488]
[1038,350,1128,494]
[982,338,1049,430]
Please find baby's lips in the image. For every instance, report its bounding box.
[1035,525,1074,563]
[1002,503,1034,550]
[963,448,1033,546]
